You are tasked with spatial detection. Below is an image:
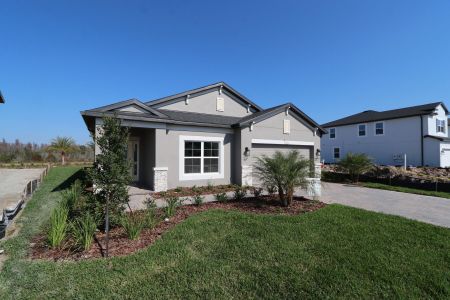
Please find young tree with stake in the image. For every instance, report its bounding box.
[88,116,131,257]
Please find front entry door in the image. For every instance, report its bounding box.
[127,139,139,182]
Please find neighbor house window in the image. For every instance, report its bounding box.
[179,136,224,180]
[358,124,366,136]
[329,128,336,139]
[375,122,384,135]
[333,147,340,159]
[437,119,446,133]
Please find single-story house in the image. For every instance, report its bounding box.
[321,102,450,167]
[81,82,325,192]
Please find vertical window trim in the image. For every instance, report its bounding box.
[329,128,336,139]
[357,124,367,137]
[179,136,225,181]
[374,121,385,136]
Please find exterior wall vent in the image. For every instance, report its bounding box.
[216,97,224,112]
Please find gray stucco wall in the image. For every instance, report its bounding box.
[238,110,320,185]
[321,116,424,166]
[152,87,256,117]
[153,125,234,189]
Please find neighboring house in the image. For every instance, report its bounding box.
[321,102,450,168]
[81,82,325,192]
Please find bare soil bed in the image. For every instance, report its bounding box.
[30,196,325,261]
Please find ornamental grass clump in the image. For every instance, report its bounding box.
[233,186,247,201]
[70,213,97,251]
[164,196,180,218]
[337,152,373,183]
[48,204,69,248]
[121,212,146,240]
[215,192,228,202]
[192,194,204,206]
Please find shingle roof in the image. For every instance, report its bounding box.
[158,109,242,126]
[322,102,449,128]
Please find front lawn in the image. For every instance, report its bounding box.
[1,167,450,299]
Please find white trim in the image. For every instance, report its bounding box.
[179,135,225,181]
[374,121,385,136]
[251,139,314,146]
[357,123,367,137]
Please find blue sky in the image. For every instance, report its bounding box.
[1,0,450,144]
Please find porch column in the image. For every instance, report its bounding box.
[242,165,252,186]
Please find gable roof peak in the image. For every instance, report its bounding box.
[145,81,263,111]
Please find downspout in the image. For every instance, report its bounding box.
[420,115,424,166]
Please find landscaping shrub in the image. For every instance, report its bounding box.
[192,194,204,206]
[174,186,183,193]
[254,150,310,207]
[251,186,263,198]
[164,196,180,218]
[266,185,277,196]
[215,192,228,202]
[48,204,69,248]
[207,181,214,191]
[62,180,84,215]
[121,212,146,240]
[70,213,97,251]
[338,152,373,183]
[233,186,247,200]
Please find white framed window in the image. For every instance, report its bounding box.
[375,122,384,136]
[333,147,340,159]
[436,119,446,133]
[329,128,336,139]
[179,136,224,181]
[358,124,367,137]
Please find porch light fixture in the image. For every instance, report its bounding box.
[316,148,321,157]
[244,147,250,157]
[250,121,255,131]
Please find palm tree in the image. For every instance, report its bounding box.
[337,152,373,183]
[47,137,77,165]
[254,150,310,207]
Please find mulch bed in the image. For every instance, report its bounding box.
[30,196,325,261]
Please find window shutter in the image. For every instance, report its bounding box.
[216,97,224,112]
[283,119,290,134]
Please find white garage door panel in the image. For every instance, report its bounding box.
[441,144,450,167]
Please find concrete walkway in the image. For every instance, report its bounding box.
[318,182,450,228]
[0,168,45,212]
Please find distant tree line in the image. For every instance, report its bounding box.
[0,137,94,164]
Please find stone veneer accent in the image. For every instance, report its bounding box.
[153,167,168,192]
[242,165,253,186]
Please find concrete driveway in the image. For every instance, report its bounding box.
[319,182,450,228]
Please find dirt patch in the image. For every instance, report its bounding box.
[30,196,325,261]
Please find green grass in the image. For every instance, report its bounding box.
[362,182,450,199]
[1,167,450,299]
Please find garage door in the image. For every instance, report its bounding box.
[441,145,450,167]
[250,143,313,185]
